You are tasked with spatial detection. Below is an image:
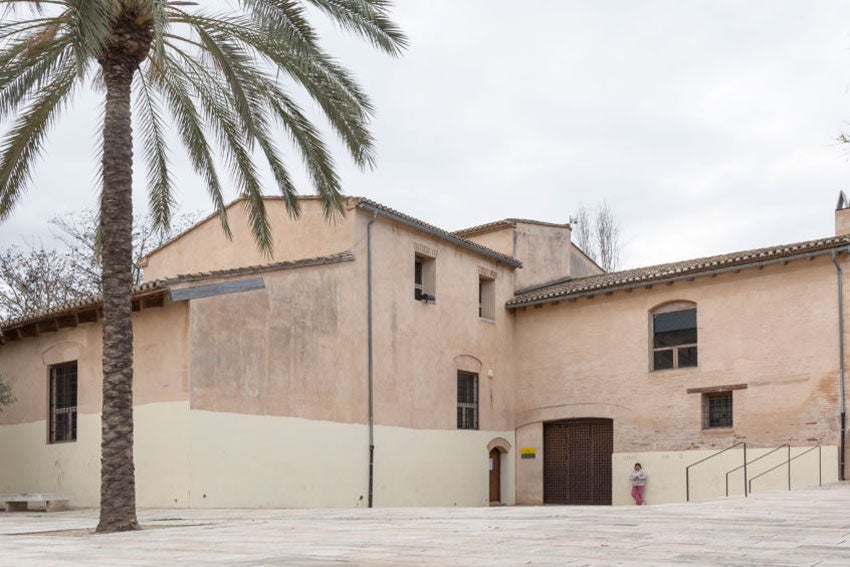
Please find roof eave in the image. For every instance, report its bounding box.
[508,244,850,309]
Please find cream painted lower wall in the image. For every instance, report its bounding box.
[0,406,514,509]
[188,410,515,508]
[0,401,190,508]
[613,446,838,506]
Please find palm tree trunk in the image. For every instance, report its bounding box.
[96,61,139,533]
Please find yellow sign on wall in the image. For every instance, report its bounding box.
[520,447,536,459]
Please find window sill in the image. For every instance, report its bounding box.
[478,317,495,325]
[701,427,734,434]
[649,366,698,375]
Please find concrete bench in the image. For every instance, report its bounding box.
[0,493,70,512]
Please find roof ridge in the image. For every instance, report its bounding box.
[453,217,570,237]
[354,198,522,267]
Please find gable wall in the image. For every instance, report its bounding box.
[143,199,358,281]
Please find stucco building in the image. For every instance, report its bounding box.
[0,195,847,508]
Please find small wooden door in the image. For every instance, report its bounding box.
[489,448,501,503]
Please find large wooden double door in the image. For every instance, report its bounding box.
[543,418,613,505]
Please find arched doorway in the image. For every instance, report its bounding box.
[489,448,501,503]
[543,418,613,505]
[487,437,511,505]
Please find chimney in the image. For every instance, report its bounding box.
[837,191,850,235]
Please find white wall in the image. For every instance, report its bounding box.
[0,401,191,508]
[613,446,838,506]
[187,410,515,508]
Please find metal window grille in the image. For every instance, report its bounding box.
[457,371,479,430]
[49,361,78,443]
[703,391,733,429]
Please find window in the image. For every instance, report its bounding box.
[478,276,495,320]
[457,371,479,430]
[49,361,77,443]
[703,391,733,429]
[652,305,697,370]
[414,253,436,301]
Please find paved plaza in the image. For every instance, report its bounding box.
[1,484,850,566]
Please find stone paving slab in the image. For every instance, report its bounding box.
[2,484,850,566]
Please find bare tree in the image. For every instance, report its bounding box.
[573,201,622,272]
[0,210,199,320]
[0,242,95,320]
[50,209,200,290]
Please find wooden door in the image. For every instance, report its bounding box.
[544,418,613,505]
[489,448,501,503]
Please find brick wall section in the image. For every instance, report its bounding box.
[514,255,844,456]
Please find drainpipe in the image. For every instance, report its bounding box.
[832,250,847,481]
[367,211,377,507]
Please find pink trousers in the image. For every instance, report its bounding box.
[631,485,644,505]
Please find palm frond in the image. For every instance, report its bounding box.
[0,35,75,121]
[302,0,407,55]
[0,53,78,219]
[162,47,272,253]
[146,52,231,240]
[134,70,174,235]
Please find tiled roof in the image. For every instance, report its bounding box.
[143,196,522,268]
[453,218,571,238]
[351,198,522,267]
[509,235,850,308]
[1,252,354,332]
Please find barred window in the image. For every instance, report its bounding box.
[49,361,78,443]
[457,371,479,430]
[703,391,733,429]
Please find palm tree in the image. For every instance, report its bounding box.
[0,0,405,532]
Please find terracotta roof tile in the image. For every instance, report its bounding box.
[509,235,850,307]
[144,196,521,268]
[352,198,522,267]
[1,252,354,332]
[453,218,571,238]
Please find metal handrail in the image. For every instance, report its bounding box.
[686,442,746,502]
[748,445,822,494]
[725,444,790,497]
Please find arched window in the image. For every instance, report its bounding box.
[651,301,697,371]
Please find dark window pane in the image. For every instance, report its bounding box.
[654,327,697,348]
[653,349,674,370]
[653,309,696,333]
[678,346,698,367]
[414,260,423,300]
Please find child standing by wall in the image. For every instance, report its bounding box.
[629,463,646,505]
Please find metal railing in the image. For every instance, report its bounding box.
[725,444,789,497]
[748,445,822,494]
[686,442,746,502]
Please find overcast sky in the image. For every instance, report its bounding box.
[3,1,850,270]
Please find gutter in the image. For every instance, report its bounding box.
[357,203,522,268]
[509,246,846,309]
[832,249,848,481]
[367,211,377,507]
